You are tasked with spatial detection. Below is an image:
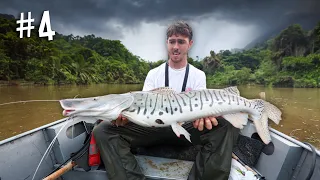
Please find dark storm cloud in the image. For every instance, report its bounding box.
[2,0,320,38]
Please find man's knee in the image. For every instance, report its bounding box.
[92,121,112,141]
[219,118,240,141]
[200,119,239,147]
[225,119,240,137]
[218,118,240,134]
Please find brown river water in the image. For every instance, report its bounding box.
[0,84,319,149]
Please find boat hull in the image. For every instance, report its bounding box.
[0,116,319,180]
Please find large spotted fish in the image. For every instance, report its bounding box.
[59,86,282,144]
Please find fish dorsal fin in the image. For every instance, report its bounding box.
[222,86,240,96]
[149,87,177,94]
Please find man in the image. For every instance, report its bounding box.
[93,20,239,180]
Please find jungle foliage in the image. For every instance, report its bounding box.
[201,23,320,88]
[0,15,319,87]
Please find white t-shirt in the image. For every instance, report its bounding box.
[142,62,206,93]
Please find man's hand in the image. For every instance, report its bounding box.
[193,116,218,131]
[111,114,129,126]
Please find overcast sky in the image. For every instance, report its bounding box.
[1,0,319,61]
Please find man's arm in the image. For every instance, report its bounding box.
[142,70,155,91]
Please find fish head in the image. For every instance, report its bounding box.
[59,93,134,120]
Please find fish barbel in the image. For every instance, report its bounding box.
[59,86,282,144]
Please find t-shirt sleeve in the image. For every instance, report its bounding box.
[194,71,207,90]
[142,70,155,91]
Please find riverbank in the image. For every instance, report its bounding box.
[0,80,142,87]
[1,79,319,88]
[0,80,36,86]
[206,73,320,88]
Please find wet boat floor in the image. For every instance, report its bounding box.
[95,145,199,179]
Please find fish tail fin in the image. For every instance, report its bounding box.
[263,100,282,125]
[252,99,282,125]
[251,99,282,144]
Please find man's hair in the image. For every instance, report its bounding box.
[166,20,193,41]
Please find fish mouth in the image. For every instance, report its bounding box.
[62,109,75,116]
[60,99,83,116]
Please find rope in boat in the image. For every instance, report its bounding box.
[0,100,60,106]
[0,94,81,106]
[31,117,73,180]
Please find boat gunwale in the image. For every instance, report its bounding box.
[269,128,320,156]
[0,118,319,156]
[0,118,68,145]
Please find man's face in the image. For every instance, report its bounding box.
[167,34,193,63]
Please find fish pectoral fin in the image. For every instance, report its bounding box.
[99,94,134,120]
[222,113,248,129]
[171,123,191,143]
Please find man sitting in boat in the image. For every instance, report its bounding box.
[92,20,240,180]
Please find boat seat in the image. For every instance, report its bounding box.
[290,144,319,180]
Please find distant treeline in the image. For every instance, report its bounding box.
[201,23,320,88]
[0,15,319,87]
